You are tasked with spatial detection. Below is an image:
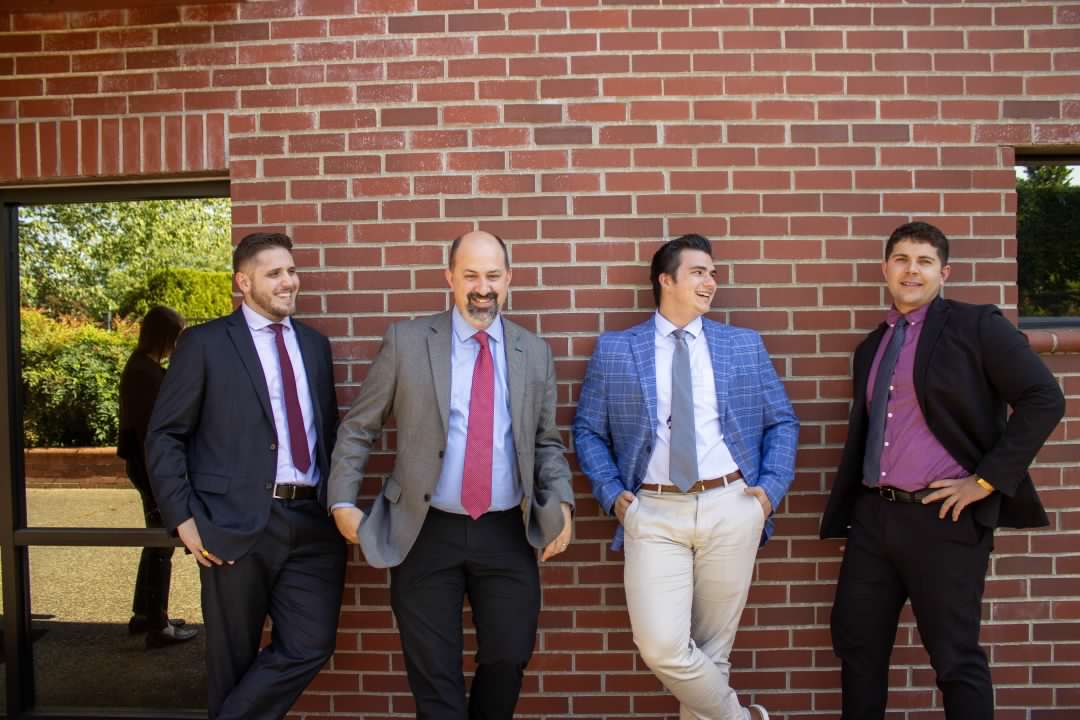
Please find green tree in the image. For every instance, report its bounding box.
[18,198,231,322]
[1017,166,1080,317]
[120,267,233,321]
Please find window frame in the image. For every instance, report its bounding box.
[1,178,229,720]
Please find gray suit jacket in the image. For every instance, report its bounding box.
[327,311,574,568]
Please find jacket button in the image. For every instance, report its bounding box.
[438,450,444,459]
[270,443,277,450]
[423,493,431,502]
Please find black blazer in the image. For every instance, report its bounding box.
[821,297,1065,538]
[146,308,339,560]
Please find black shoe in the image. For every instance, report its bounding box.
[129,616,186,635]
[146,623,198,649]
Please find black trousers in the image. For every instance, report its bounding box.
[130,472,174,631]
[199,498,346,720]
[390,507,541,720]
[831,491,994,720]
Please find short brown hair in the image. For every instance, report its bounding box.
[233,232,293,273]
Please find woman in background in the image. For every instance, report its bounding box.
[117,305,197,649]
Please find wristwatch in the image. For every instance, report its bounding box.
[975,477,995,493]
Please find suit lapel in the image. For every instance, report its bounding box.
[225,308,275,426]
[703,320,731,422]
[426,311,453,438]
[503,319,527,436]
[629,318,658,434]
[913,296,947,415]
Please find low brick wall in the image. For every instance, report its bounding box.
[24,447,129,489]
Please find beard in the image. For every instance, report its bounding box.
[465,291,500,324]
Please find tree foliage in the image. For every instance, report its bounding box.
[1017,166,1080,317]
[120,267,234,321]
[19,198,232,322]
[20,308,137,448]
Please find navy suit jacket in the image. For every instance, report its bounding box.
[146,308,339,560]
[573,316,799,550]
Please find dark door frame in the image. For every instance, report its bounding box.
[1,178,228,719]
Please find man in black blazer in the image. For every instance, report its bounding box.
[821,221,1065,719]
[147,233,345,720]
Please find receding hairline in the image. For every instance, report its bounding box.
[448,231,509,270]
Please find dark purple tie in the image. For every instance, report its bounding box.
[269,323,311,474]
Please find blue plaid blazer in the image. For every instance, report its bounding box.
[572,315,799,550]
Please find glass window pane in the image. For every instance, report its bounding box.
[29,546,205,711]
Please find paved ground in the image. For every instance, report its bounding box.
[2,488,207,711]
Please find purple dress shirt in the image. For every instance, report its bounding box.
[865,303,968,492]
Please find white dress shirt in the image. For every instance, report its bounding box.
[242,302,319,487]
[644,311,739,486]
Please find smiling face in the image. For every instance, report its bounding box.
[658,248,717,327]
[445,231,512,331]
[882,238,951,315]
[235,246,299,322]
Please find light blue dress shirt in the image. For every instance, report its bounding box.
[431,307,521,514]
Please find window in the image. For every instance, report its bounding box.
[1016,160,1080,327]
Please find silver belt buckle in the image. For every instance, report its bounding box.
[272,484,288,500]
[881,487,897,502]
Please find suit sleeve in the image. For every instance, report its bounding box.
[326,323,399,510]
[571,338,624,515]
[531,341,574,510]
[321,334,340,459]
[145,331,206,533]
[973,308,1065,496]
[751,334,800,515]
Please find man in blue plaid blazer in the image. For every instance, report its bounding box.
[573,234,799,720]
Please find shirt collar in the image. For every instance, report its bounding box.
[886,301,931,328]
[654,311,703,340]
[242,302,294,333]
[451,305,504,346]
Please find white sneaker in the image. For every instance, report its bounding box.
[747,704,770,720]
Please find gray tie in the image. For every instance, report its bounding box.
[669,329,697,492]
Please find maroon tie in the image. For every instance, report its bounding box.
[269,323,311,474]
[461,331,494,519]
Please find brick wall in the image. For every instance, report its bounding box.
[2,1,1079,717]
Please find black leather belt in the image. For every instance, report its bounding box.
[875,486,935,504]
[272,483,317,500]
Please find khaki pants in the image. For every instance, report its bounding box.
[623,479,765,720]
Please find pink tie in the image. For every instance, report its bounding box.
[269,323,311,474]
[461,331,494,519]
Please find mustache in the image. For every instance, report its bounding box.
[467,292,498,303]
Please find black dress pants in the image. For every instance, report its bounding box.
[831,491,994,720]
[199,498,346,720]
[130,478,174,631]
[390,507,541,720]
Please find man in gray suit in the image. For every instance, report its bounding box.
[327,230,574,719]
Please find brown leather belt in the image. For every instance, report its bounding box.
[639,470,743,495]
[272,483,317,500]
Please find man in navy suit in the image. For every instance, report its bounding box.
[574,234,799,720]
[147,233,345,720]
[822,222,1065,719]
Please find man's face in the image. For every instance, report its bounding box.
[444,233,512,331]
[660,248,717,320]
[882,238,951,314]
[235,246,299,322]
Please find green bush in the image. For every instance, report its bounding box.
[21,308,136,448]
[120,267,233,322]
